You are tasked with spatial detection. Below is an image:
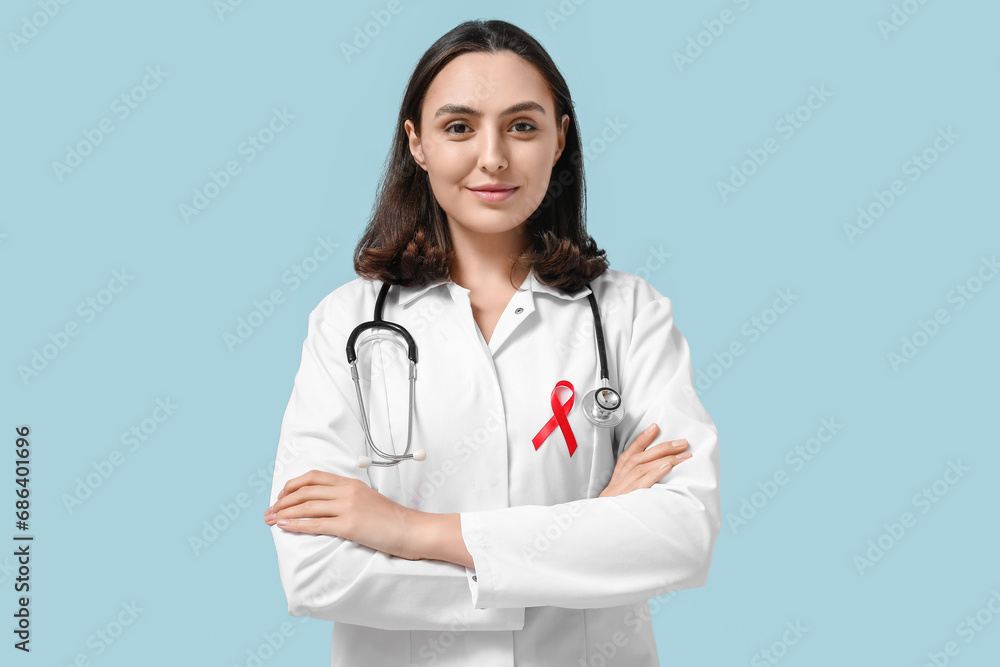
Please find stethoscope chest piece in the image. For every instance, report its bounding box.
[582,384,624,427]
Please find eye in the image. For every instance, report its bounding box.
[444,122,471,135]
[443,120,539,135]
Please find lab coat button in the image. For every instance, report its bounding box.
[514,307,523,314]
[472,575,477,581]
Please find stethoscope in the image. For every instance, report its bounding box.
[345,280,624,468]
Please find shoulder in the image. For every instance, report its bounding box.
[307,275,383,326]
[589,268,671,319]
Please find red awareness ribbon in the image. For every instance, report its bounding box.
[532,380,577,456]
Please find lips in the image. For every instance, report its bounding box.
[468,184,517,192]
[468,185,518,202]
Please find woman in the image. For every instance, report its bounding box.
[264,19,721,666]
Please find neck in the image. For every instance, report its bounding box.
[448,221,530,290]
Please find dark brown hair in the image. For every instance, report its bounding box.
[352,19,608,293]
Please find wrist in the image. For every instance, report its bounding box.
[402,509,434,561]
[408,511,473,568]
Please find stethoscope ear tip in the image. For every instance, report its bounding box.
[413,449,426,461]
[358,456,372,469]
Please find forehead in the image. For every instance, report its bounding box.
[422,51,553,113]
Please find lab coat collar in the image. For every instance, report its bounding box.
[528,271,593,301]
[395,270,592,306]
[396,278,450,306]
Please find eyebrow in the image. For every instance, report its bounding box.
[433,101,547,119]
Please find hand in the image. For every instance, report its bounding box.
[264,470,421,560]
[598,424,692,498]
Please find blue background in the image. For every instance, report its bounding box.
[3,0,998,665]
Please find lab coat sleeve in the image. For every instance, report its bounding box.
[269,290,526,631]
[459,281,722,609]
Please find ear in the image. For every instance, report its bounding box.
[404,119,428,172]
[553,114,570,166]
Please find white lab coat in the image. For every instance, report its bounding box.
[268,267,721,666]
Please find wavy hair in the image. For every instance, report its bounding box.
[352,19,608,293]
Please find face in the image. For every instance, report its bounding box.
[404,50,570,240]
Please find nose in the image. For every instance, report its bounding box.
[478,125,509,172]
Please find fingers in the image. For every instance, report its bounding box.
[275,469,353,502]
[623,424,689,462]
[632,438,690,466]
[267,499,338,524]
[267,482,339,518]
[271,516,337,534]
[646,451,693,482]
[622,423,660,460]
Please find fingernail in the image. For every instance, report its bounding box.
[277,490,285,499]
[265,512,276,522]
[658,461,670,470]
[277,519,289,527]
[677,451,692,460]
[265,505,273,514]
[644,423,657,435]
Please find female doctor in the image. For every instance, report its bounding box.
[264,19,721,666]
